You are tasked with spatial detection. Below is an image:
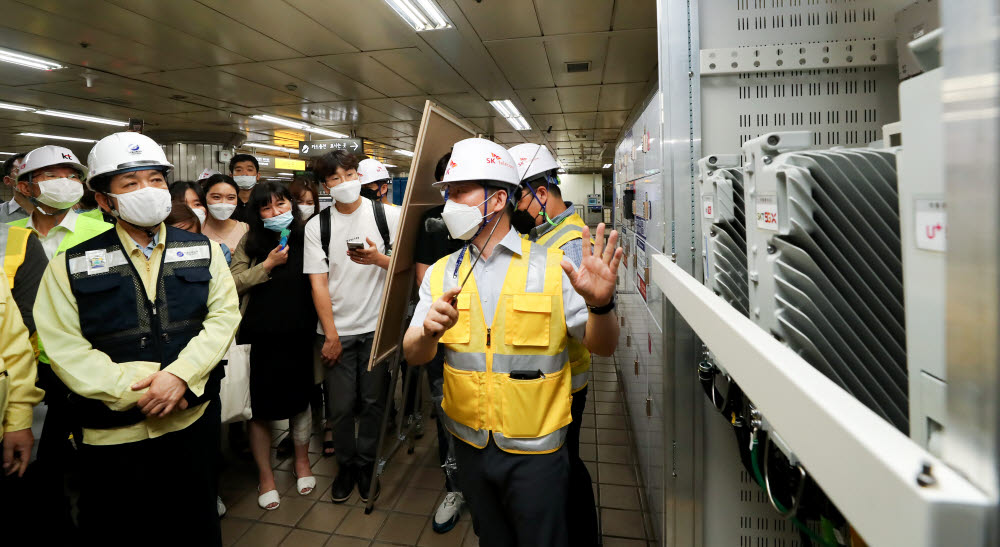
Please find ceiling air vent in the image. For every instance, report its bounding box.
[565,61,591,73]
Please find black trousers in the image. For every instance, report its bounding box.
[567,386,600,547]
[77,399,222,546]
[323,332,387,466]
[455,436,569,547]
[426,346,459,492]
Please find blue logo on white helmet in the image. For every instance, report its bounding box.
[129,143,141,154]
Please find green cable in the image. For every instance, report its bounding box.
[749,438,839,547]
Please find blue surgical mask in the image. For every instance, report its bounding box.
[262,210,293,232]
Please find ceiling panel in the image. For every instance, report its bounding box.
[360,99,423,122]
[564,112,597,130]
[596,110,629,128]
[433,93,493,118]
[260,100,400,125]
[545,34,609,87]
[392,96,433,112]
[0,26,158,78]
[515,88,561,115]
[380,121,421,136]
[134,68,303,108]
[196,0,356,56]
[267,59,384,100]
[368,48,470,95]
[283,0,419,51]
[597,83,647,111]
[532,114,567,131]
[24,0,252,67]
[486,39,554,90]
[612,0,658,30]
[603,30,657,84]
[219,63,346,103]
[105,0,300,61]
[316,54,423,98]
[455,0,540,41]
[23,75,241,114]
[536,0,614,35]
[594,128,622,140]
[556,85,601,112]
[547,130,571,142]
[493,132,526,145]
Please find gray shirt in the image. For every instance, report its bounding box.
[410,228,588,340]
[0,198,28,224]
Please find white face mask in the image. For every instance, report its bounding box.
[34,177,84,210]
[233,175,257,189]
[330,179,361,204]
[297,203,315,217]
[191,206,207,226]
[108,187,172,228]
[207,202,236,220]
[441,191,498,241]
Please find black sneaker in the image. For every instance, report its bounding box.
[357,463,381,503]
[330,464,355,504]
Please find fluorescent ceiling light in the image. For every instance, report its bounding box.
[37,109,127,126]
[18,132,96,143]
[0,102,35,112]
[489,100,530,131]
[0,152,19,155]
[603,163,612,168]
[395,149,414,157]
[0,47,64,71]
[277,172,294,176]
[251,114,348,139]
[385,0,452,31]
[382,163,397,168]
[243,142,298,154]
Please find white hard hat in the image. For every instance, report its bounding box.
[197,168,220,181]
[358,158,390,185]
[436,138,519,189]
[87,132,173,188]
[17,145,88,181]
[508,143,559,183]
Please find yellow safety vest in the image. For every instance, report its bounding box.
[431,238,573,454]
[9,213,113,258]
[0,224,31,288]
[530,212,592,393]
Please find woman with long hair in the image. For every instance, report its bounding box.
[230,182,318,511]
[201,174,249,252]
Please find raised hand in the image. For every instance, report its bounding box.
[561,223,623,308]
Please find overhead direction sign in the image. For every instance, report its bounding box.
[299,138,363,157]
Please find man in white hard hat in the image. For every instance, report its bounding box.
[8,145,112,259]
[33,132,240,545]
[403,137,623,547]
[358,157,392,204]
[0,153,31,223]
[508,143,599,546]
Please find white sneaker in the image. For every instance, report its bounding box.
[433,491,464,533]
[217,496,227,517]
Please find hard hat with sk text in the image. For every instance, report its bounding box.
[435,138,519,190]
[508,143,559,183]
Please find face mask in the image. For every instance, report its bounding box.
[511,208,538,234]
[33,177,84,210]
[207,203,236,220]
[297,203,315,218]
[330,179,361,204]
[360,186,380,201]
[233,175,257,189]
[262,210,294,232]
[107,187,172,228]
[441,191,499,241]
[191,207,207,226]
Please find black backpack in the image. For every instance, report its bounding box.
[320,197,392,264]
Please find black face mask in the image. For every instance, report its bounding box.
[360,186,381,200]
[511,208,537,234]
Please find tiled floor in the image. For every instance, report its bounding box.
[218,357,655,546]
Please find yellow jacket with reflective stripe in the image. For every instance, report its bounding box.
[0,223,31,288]
[430,238,573,454]
[529,212,591,393]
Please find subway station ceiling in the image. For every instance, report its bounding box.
[0,0,657,173]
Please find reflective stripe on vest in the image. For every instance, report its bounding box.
[432,239,572,454]
[532,213,592,393]
[0,224,31,288]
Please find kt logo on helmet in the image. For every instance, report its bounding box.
[61,153,73,160]
[486,153,513,169]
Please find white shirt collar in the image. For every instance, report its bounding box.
[26,208,80,234]
[6,198,21,213]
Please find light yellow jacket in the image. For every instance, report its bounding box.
[0,274,43,437]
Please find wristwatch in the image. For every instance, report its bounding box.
[587,296,616,315]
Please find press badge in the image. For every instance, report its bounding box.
[85,249,108,275]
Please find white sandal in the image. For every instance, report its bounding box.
[257,486,280,511]
[295,474,317,496]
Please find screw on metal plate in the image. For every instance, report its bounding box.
[621,316,626,327]
[767,135,780,146]
[762,156,772,165]
[646,397,652,417]
[916,463,936,487]
[708,156,718,164]
[626,335,631,347]
[767,244,776,254]
[688,71,694,78]
[634,358,640,376]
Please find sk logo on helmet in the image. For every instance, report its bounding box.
[129,144,141,154]
[446,159,457,175]
[486,153,513,169]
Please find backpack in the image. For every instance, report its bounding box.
[321,197,392,264]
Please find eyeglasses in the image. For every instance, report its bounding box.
[32,171,82,182]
